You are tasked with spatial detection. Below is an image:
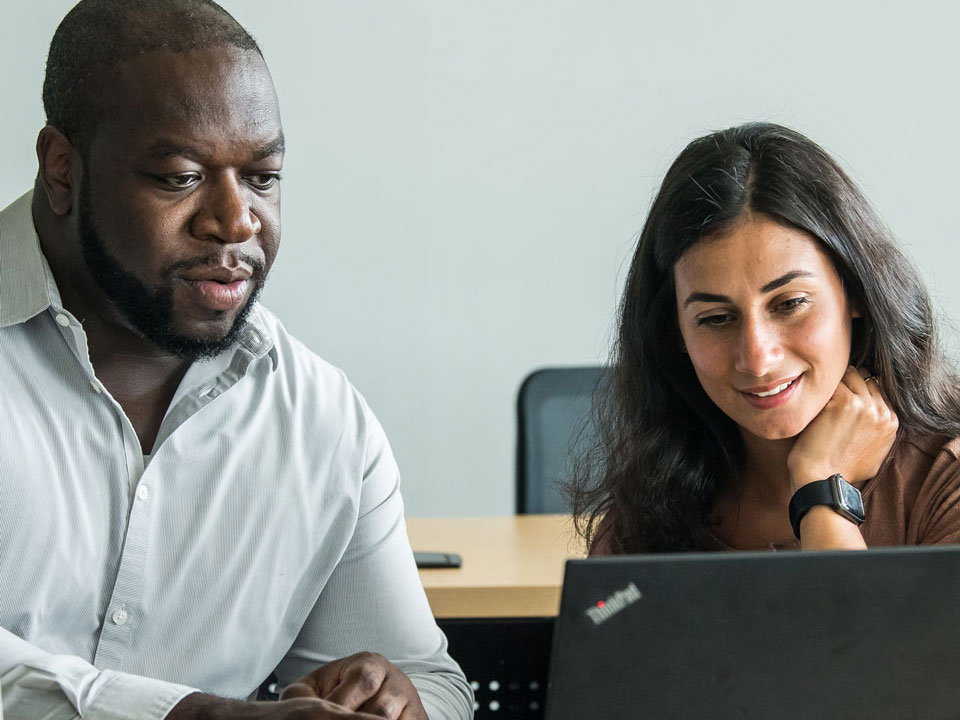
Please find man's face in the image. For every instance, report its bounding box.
[75,46,284,359]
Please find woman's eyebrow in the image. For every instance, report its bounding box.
[682,270,815,308]
[683,291,729,308]
[760,270,814,293]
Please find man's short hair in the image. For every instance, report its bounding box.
[42,0,262,153]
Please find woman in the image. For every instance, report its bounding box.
[573,122,960,554]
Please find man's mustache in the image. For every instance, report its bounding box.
[164,252,266,280]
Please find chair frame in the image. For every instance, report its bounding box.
[515,366,606,514]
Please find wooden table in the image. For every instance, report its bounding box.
[406,514,586,619]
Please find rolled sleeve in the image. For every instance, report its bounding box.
[1,629,194,720]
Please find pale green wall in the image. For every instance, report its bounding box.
[4,0,958,516]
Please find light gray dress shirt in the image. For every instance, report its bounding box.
[0,192,472,720]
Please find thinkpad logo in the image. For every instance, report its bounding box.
[584,582,642,625]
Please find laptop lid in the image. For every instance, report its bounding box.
[545,547,960,720]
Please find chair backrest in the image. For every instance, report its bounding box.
[516,366,607,514]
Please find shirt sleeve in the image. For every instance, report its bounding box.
[911,444,960,545]
[0,628,195,720]
[272,401,474,720]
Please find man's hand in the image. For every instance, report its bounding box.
[167,692,385,719]
[281,652,428,720]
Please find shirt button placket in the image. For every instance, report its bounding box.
[92,480,154,670]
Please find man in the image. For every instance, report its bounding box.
[0,1,472,719]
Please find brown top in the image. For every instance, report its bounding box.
[713,430,960,551]
[858,430,960,545]
[594,429,960,554]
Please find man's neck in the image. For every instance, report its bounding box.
[85,323,191,455]
[33,188,192,452]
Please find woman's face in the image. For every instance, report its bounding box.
[673,215,857,441]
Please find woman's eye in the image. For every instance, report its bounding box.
[697,314,732,327]
[245,173,282,190]
[777,297,809,313]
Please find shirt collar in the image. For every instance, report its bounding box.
[0,190,60,327]
[0,189,278,369]
[238,305,279,370]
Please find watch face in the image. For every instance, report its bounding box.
[837,478,865,518]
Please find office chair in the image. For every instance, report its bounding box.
[516,366,607,514]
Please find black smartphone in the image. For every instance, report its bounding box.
[414,551,463,569]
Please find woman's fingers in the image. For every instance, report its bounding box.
[788,366,899,488]
[848,366,890,405]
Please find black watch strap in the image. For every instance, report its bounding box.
[788,473,865,539]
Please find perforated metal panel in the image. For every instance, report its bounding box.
[442,617,553,720]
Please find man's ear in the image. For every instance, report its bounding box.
[36,126,79,216]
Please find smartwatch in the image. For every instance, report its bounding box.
[788,473,865,539]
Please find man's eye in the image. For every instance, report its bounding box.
[159,173,201,189]
[245,173,282,190]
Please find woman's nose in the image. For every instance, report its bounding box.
[734,317,784,377]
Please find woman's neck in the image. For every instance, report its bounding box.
[710,430,800,550]
[737,430,796,508]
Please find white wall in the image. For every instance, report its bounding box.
[3,1,959,516]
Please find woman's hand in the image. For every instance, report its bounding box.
[787,366,899,492]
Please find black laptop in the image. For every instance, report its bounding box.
[545,547,960,720]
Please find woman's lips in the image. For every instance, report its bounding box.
[740,375,802,409]
[182,278,251,311]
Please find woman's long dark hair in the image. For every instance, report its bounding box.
[573,122,960,553]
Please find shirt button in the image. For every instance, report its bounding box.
[55,313,71,327]
[112,609,128,625]
[90,379,102,394]
[137,485,150,502]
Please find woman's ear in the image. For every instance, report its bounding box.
[36,126,78,216]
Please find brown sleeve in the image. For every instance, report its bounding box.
[588,514,619,556]
[910,445,960,545]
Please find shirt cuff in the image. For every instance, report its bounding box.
[84,671,195,720]
[410,672,474,720]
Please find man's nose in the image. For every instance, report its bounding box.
[734,316,783,377]
[191,174,261,244]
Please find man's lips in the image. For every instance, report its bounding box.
[175,265,255,312]
[740,374,802,409]
[179,266,253,284]
[175,272,251,313]
[181,279,250,312]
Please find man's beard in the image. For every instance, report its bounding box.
[77,171,266,360]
